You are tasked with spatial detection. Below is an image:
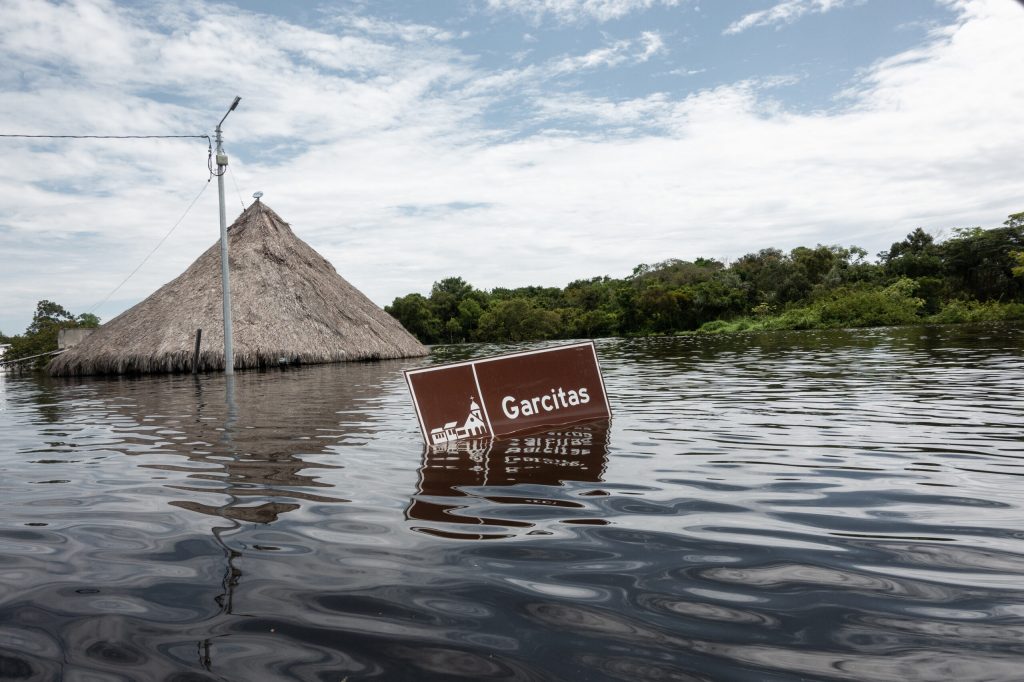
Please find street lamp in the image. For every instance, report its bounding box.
[215,96,241,374]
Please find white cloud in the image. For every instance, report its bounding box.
[485,0,684,23]
[724,0,850,35]
[548,32,665,74]
[1,0,1023,335]
[549,39,633,73]
[638,31,666,61]
[533,92,673,128]
[669,67,705,76]
[330,14,459,43]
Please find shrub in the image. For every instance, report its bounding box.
[697,319,734,333]
[929,299,1024,324]
[814,279,923,327]
[770,307,822,329]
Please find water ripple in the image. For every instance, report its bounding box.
[2,324,1024,679]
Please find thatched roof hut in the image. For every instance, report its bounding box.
[50,201,427,375]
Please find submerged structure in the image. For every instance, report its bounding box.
[50,201,427,376]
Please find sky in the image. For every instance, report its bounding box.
[1,0,1023,334]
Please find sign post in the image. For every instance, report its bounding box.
[405,341,611,445]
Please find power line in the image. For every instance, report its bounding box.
[0,134,209,140]
[1,129,233,319]
[87,179,211,315]
[1,132,217,180]
[228,164,246,211]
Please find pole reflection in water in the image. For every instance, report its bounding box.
[221,372,238,444]
[208,373,242,670]
[407,420,610,539]
[134,373,352,524]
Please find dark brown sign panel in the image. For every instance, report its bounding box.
[405,342,611,445]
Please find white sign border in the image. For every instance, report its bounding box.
[404,341,611,444]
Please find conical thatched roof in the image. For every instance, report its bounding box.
[50,201,427,376]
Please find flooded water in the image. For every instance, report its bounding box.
[2,324,1023,681]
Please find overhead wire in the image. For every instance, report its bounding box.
[1,133,216,180]
[86,179,211,315]
[228,164,246,211]
[0,134,210,140]
[0,131,229,315]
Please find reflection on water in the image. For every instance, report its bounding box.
[409,422,609,539]
[1,324,1024,681]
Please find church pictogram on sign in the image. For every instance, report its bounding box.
[429,397,489,445]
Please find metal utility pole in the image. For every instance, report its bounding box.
[215,96,241,375]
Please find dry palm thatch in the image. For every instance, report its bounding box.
[50,201,427,376]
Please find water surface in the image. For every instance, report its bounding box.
[1,325,1023,680]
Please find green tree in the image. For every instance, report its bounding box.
[731,248,789,307]
[477,298,560,342]
[4,300,100,368]
[28,300,76,332]
[880,228,943,280]
[429,277,474,321]
[613,283,642,334]
[820,246,883,289]
[637,284,691,332]
[490,285,563,309]
[426,276,491,342]
[939,222,1024,301]
[690,271,747,324]
[561,307,617,338]
[564,277,612,311]
[632,258,722,288]
[776,245,843,303]
[444,317,463,344]
[78,313,101,328]
[457,298,485,338]
[1011,251,1024,280]
[385,293,441,344]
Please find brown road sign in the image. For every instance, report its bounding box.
[405,341,611,445]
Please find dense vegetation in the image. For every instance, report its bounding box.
[387,212,1024,344]
[0,300,99,368]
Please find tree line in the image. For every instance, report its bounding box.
[4,213,1022,367]
[386,212,1024,344]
